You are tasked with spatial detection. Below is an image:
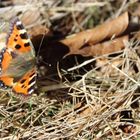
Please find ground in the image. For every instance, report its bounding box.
[0,0,140,139]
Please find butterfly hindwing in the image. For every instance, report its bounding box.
[12,68,36,96]
[0,76,13,89]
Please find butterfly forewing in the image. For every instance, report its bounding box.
[6,17,35,57]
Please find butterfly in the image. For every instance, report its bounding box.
[0,17,36,97]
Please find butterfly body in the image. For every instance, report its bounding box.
[0,17,36,96]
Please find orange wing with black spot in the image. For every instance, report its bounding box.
[12,68,36,96]
[0,17,36,96]
[6,17,35,55]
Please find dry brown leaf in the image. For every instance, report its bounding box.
[60,12,129,56]
[73,35,128,56]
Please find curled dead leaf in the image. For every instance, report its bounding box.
[73,35,128,56]
[61,12,129,56]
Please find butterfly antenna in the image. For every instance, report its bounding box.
[36,20,50,63]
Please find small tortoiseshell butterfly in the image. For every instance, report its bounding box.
[0,17,36,96]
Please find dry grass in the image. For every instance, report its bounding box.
[0,0,140,139]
